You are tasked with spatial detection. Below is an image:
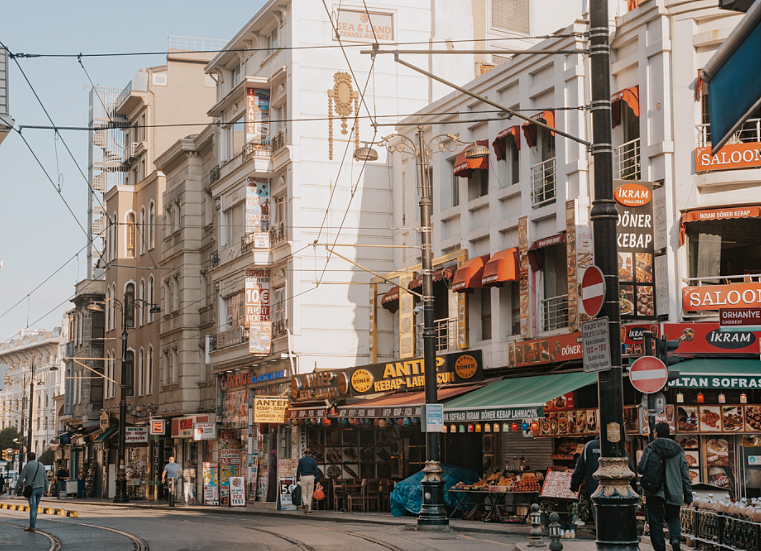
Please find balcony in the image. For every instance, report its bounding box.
[683,273,761,317]
[614,138,641,180]
[531,157,556,208]
[243,140,273,160]
[697,118,761,148]
[415,317,457,353]
[241,232,268,253]
[270,221,287,247]
[209,250,219,269]
[213,326,249,350]
[209,165,220,185]
[271,130,287,155]
[272,318,288,338]
[541,294,569,332]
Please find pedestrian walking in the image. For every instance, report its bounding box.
[56,463,69,499]
[296,449,320,515]
[14,452,49,532]
[638,422,693,551]
[0,472,5,495]
[183,461,196,505]
[162,456,181,507]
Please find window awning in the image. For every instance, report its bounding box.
[492,125,521,161]
[482,248,519,287]
[453,140,489,178]
[336,384,483,418]
[527,233,566,272]
[522,110,555,148]
[444,371,598,422]
[678,205,761,245]
[667,359,761,389]
[612,85,639,128]
[94,427,117,443]
[408,267,455,290]
[452,255,490,292]
[381,286,400,313]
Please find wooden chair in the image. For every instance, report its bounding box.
[332,479,347,511]
[345,480,364,512]
[379,479,395,511]
[363,479,381,512]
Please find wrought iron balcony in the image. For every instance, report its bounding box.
[270,221,287,246]
[214,326,248,350]
[272,318,288,338]
[415,317,458,353]
[697,118,761,148]
[271,130,287,155]
[209,165,220,185]
[614,138,641,180]
[531,157,556,208]
[209,250,219,269]
[541,294,569,332]
[243,140,273,159]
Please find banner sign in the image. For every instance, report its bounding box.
[615,180,655,319]
[171,414,212,439]
[683,283,761,312]
[662,322,761,355]
[245,177,270,235]
[222,369,286,390]
[335,8,394,42]
[245,268,271,355]
[125,426,148,444]
[510,331,582,368]
[398,273,414,359]
[245,89,270,145]
[518,216,530,338]
[229,476,246,507]
[720,308,761,329]
[194,422,216,441]
[444,405,544,423]
[696,143,761,173]
[253,396,289,424]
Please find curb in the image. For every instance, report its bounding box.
[0,501,78,517]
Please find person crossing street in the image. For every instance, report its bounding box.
[14,452,49,532]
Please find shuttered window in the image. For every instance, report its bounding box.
[492,0,530,34]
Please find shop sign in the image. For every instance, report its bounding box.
[662,322,760,355]
[229,476,246,507]
[149,419,166,435]
[99,411,110,431]
[621,323,660,357]
[544,393,575,412]
[510,331,582,368]
[290,370,348,401]
[615,180,655,319]
[125,426,148,444]
[683,283,761,312]
[337,405,421,419]
[668,375,761,389]
[253,396,289,424]
[222,369,286,390]
[245,90,269,146]
[335,8,393,42]
[720,308,761,329]
[194,422,216,441]
[695,143,761,173]
[444,405,544,423]
[287,407,328,420]
[518,216,530,338]
[171,414,212,439]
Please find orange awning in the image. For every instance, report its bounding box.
[482,248,519,287]
[627,0,638,12]
[612,86,639,128]
[678,205,761,246]
[452,255,490,292]
[492,125,521,161]
[334,384,483,418]
[381,286,400,313]
[453,140,490,178]
[527,233,566,272]
[408,267,455,290]
[522,111,555,148]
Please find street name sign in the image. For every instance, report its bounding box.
[582,317,611,373]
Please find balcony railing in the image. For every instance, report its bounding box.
[241,233,258,253]
[270,221,287,247]
[541,294,569,332]
[272,318,288,338]
[698,118,761,148]
[209,165,220,185]
[214,326,249,350]
[243,140,273,159]
[614,138,641,180]
[209,250,219,269]
[415,317,457,353]
[531,157,556,207]
[271,130,287,155]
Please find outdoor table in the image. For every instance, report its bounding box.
[447,489,539,522]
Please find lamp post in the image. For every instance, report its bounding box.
[356,129,487,528]
[89,295,159,503]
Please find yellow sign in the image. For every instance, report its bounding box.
[351,369,373,394]
[454,354,478,380]
[253,396,289,424]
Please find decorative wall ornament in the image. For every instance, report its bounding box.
[327,72,360,159]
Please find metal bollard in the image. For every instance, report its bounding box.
[548,512,563,551]
[527,503,546,547]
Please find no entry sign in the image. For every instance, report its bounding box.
[581,266,605,318]
[630,356,668,394]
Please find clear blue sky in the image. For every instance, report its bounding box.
[0,1,263,342]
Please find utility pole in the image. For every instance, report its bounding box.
[27,358,35,457]
[114,292,130,503]
[588,1,639,549]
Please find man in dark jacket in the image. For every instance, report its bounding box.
[638,422,692,551]
[296,449,320,514]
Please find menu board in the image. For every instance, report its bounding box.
[540,469,579,500]
[538,409,599,437]
[705,437,734,490]
[675,405,761,434]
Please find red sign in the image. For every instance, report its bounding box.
[695,143,761,173]
[720,308,761,326]
[150,419,166,435]
[511,331,582,368]
[614,183,652,207]
[630,356,668,394]
[581,266,605,317]
[662,322,761,355]
[544,392,575,412]
[683,282,761,312]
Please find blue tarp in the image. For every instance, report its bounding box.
[389,464,480,517]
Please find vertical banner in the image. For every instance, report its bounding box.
[565,200,578,331]
[453,284,466,350]
[398,274,414,359]
[245,177,270,249]
[518,216,530,339]
[369,283,377,363]
[246,269,272,354]
[246,88,270,145]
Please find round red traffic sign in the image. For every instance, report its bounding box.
[630,356,668,394]
[581,266,605,318]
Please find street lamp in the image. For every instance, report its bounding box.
[88,295,160,503]
[356,129,487,528]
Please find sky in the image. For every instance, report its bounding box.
[0,1,264,343]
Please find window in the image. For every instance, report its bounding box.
[174,200,181,232]
[224,202,245,248]
[125,282,135,328]
[450,160,460,208]
[148,202,155,249]
[491,0,530,34]
[138,279,145,326]
[139,207,146,255]
[501,136,520,186]
[480,289,492,340]
[173,274,180,312]
[204,190,213,227]
[146,346,153,395]
[172,348,179,385]
[137,349,144,396]
[468,168,489,201]
[111,213,117,260]
[232,64,241,86]
[266,26,279,51]
[124,350,134,397]
[511,283,520,335]
[147,276,155,323]
[273,286,285,331]
[164,279,172,314]
[226,291,245,328]
[541,244,569,331]
[110,284,116,330]
[126,212,136,258]
[226,115,245,159]
[531,127,556,207]
[165,205,173,237]
[164,350,172,387]
[687,219,761,281]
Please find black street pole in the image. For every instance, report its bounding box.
[644,332,656,443]
[589,1,639,549]
[19,377,26,474]
[114,294,129,503]
[416,126,448,528]
[28,359,35,457]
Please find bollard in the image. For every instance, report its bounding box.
[526,503,546,547]
[548,512,563,551]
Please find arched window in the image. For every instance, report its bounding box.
[147,276,155,323]
[138,348,144,396]
[125,282,135,328]
[124,349,135,397]
[146,346,153,395]
[126,212,136,258]
[148,202,155,250]
[105,286,111,331]
[110,284,116,330]
[138,279,145,327]
[139,207,146,255]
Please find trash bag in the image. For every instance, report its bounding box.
[389,464,479,517]
[292,483,302,507]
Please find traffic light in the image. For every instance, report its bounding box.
[1,449,7,461]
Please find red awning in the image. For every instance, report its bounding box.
[522,110,555,148]
[408,267,455,290]
[381,286,400,313]
[678,205,761,245]
[492,125,521,161]
[527,233,566,272]
[453,140,490,178]
[612,86,640,128]
[627,0,638,12]
[696,69,703,101]
[482,248,519,287]
[334,384,483,418]
[452,255,490,292]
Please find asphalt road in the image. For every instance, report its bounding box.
[1,503,525,551]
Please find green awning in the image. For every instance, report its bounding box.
[443,371,598,422]
[93,427,117,443]
[668,359,761,389]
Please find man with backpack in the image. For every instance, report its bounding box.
[638,422,692,551]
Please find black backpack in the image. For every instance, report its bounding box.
[291,483,302,506]
[640,446,665,494]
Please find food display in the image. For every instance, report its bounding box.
[688,469,700,485]
[539,469,579,500]
[618,253,632,281]
[721,406,743,432]
[706,438,730,467]
[620,286,634,316]
[677,406,698,432]
[535,408,599,437]
[635,253,653,283]
[685,451,700,467]
[676,435,699,450]
[745,406,761,432]
[699,407,722,432]
[452,471,543,493]
[636,286,654,317]
[308,425,401,480]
